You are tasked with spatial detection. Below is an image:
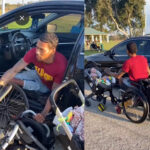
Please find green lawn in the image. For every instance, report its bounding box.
[84,50,102,56]
[85,40,122,56]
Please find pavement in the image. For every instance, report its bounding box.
[84,81,150,150]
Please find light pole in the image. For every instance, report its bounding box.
[2,0,5,14]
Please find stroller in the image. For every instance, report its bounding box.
[0,79,84,150]
[84,61,118,111]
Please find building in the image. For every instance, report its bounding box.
[85,27,109,44]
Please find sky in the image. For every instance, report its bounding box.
[1,0,150,34]
[145,0,150,34]
[2,0,41,4]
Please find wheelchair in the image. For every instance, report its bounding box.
[121,78,150,123]
[0,83,55,150]
[0,80,84,150]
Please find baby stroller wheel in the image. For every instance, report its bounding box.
[98,103,105,112]
[122,89,148,123]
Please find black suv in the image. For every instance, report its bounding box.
[86,36,150,68]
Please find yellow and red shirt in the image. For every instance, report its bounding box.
[23,48,67,90]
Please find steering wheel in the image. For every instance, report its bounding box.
[11,32,31,60]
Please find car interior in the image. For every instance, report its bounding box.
[0,12,83,72]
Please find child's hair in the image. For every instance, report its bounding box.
[126,42,137,54]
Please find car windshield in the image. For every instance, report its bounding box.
[0,13,52,30]
[0,13,82,33]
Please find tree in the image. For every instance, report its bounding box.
[85,0,97,27]
[85,0,145,37]
[96,0,145,37]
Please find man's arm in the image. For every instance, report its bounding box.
[34,82,60,123]
[104,68,126,79]
[116,70,126,79]
[41,82,60,117]
[0,59,28,85]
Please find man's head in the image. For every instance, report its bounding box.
[126,42,137,57]
[36,32,58,62]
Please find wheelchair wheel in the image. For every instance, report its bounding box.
[0,83,29,128]
[0,84,29,149]
[122,89,148,123]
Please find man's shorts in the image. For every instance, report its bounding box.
[15,70,50,93]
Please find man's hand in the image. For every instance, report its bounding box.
[34,82,59,123]
[0,59,28,86]
[34,113,46,123]
[104,68,118,77]
[0,80,6,86]
[104,68,111,75]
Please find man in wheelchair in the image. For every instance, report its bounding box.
[0,32,68,123]
[105,42,150,88]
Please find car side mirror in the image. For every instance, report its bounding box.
[31,14,45,30]
[31,14,45,19]
[104,50,112,56]
[104,51,110,56]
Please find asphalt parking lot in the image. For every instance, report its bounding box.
[84,81,150,150]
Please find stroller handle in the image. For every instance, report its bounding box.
[21,109,36,117]
[21,110,50,138]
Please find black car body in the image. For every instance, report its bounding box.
[0,0,84,90]
[86,36,150,68]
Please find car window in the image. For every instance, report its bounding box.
[2,13,51,30]
[48,14,82,33]
[2,17,32,29]
[134,40,150,55]
[113,41,128,55]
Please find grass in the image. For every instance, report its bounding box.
[50,14,81,32]
[84,50,102,56]
[85,40,122,56]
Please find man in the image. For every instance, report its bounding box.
[0,32,67,123]
[105,42,150,87]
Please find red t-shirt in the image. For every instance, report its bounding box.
[122,55,149,81]
[23,48,67,90]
